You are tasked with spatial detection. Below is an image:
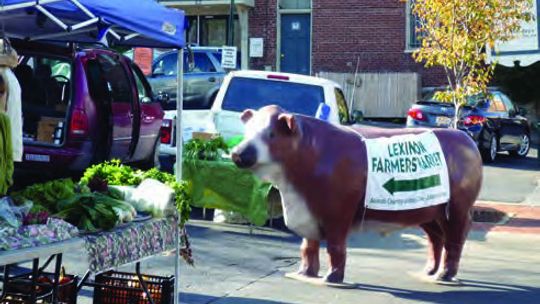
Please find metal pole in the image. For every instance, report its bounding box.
[174,47,184,304]
[228,0,235,46]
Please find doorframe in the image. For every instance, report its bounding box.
[276,2,313,74]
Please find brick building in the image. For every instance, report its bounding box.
[161,0,444,83]
[158,0,452,117]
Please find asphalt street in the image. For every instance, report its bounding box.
[479,148,540,203]
[63,220,540,304]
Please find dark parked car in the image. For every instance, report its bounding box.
[147,47,226,110]
[406,89,531,162]
[12,40,164,174]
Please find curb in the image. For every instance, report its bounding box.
[472,201,540,234]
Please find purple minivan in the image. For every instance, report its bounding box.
[12,40,164,174]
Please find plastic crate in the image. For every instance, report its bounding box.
[1,272,77,304]
[93,271,174,304]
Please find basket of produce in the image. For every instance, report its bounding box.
[93,270,174,304]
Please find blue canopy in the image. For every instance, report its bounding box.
[0,0,186,48]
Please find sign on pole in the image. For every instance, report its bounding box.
[221,46,238,69]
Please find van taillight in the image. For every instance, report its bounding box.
[70,109,88,136]
[160,119,172,144]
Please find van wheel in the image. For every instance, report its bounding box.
[481,135,497,163]
[138,139,161,170]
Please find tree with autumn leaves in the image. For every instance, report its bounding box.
[408,0,534,127]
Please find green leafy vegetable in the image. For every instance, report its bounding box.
[183,136,229,161]
[80,160,142,187]
[12,179,77,213]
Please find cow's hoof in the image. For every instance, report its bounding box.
[297,268,319,278]
[435,275,462,286]
[323,272,344,284]
[285,272,356,289]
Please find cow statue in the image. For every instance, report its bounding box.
[231,105,482,286]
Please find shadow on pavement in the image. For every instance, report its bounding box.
[180,293,294,304]
[354,280,539,304]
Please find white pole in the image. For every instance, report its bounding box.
[174,47,184,304]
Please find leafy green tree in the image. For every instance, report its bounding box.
[408,0,534,127]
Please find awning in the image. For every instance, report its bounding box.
[0,0,186,48]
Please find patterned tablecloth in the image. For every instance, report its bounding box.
[83,217,176,272]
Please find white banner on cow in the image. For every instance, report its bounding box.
[364,132,450,211]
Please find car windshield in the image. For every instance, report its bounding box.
[422,90,488,107]
[222,77,325,116]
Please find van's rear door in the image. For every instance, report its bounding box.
[92,53,134,160]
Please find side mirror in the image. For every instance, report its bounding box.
[519,107,528,116]
[141,96,152,104]
[351,110,364,123]
[156,92,170,103]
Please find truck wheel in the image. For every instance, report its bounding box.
[509,134,530,158]
[481,135,497,163]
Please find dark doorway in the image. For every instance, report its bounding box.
[280,14,311,75]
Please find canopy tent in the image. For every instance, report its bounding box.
[0,1,187,303]
[0,0,186,48]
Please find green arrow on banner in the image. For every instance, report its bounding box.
[383,174,442,195]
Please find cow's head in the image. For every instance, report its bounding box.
[231,105,301,169]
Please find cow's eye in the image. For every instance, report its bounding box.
[268,131,275,139]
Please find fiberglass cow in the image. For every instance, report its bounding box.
[231,105,482,286]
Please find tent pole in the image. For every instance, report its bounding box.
[174,47,184,304]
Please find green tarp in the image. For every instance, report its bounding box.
[182,159,273,226]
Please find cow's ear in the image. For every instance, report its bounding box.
[241,109,255,123]
[278,113,299,135]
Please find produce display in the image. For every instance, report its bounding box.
[80,160,191,226]
[4,160,191,234]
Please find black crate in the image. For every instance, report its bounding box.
[93,271,174,304]
[1,272,78,304]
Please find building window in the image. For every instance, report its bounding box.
[407,1,423,50]
[279,0,311,9]
[187,16,240,48]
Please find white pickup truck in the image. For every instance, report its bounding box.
[159,70,355,159]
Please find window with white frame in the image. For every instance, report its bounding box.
[279,0,311,9]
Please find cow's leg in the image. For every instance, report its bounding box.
[297,238,320,277]
[439,209,472,282]
[324,236,347,283]
[420,220,445,276]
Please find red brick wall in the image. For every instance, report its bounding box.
[248,0,446,87]
[311,0,445,87]
[249,0,278,71]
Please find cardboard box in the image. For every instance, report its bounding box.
[192,131,219,141]
[37,116,64,143]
